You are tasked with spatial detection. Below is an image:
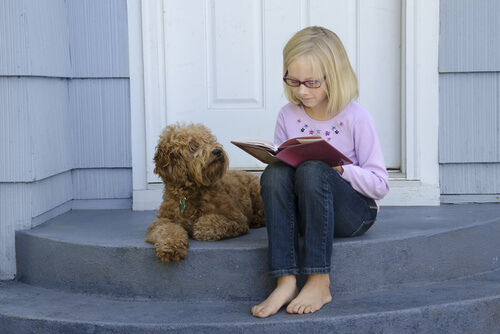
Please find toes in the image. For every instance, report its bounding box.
[304,305,314,314]
[252,303,280,318]
[286,302,317,314]
[252,305,271,318]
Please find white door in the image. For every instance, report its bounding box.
[147,0,401,183]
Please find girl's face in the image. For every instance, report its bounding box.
[286,56,328,114]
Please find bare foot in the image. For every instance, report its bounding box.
[286,274,332,315]
[251,275,298,318]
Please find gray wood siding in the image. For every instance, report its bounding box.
[31,172,73,218]
[0,79,130,180]
[439,0,500,202]
[1,0,131,278]
[439,0,500,73]
[67,0,129,78]
[0,183,31,277]
[0,0,71,77]
[26,78,73,180]
[0,0,128,77]
[439,73,499,163]
[0,78,31,181]
[440,164,500,194]
[72,169,132,200]
[70,79,131,169]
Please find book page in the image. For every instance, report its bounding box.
[295,137,323,144]
[239,146,279,164]
[231,138,276,151]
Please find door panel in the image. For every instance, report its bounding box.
[149,0,400,183]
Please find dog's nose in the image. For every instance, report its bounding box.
[212,149,222,157]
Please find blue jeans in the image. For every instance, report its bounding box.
[260,160,378,278]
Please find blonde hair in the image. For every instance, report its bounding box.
[283,26,358,115]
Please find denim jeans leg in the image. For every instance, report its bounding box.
[260,162,300,277]
[295,161,335,275]
[328,172,378,238]
[294,160,378,275]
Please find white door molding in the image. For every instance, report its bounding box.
[384,0,440,205]
[127,0,165,210]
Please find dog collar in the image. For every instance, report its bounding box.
[179,197,187,214]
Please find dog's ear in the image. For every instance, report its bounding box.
[153,125,177,181]
[153,144,169,180]
[154,139,187,184]
[154,128,179,177]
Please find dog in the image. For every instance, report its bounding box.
[146,123,265,264]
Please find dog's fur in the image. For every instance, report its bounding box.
[146,123,265,263]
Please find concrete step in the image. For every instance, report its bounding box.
[1,269,500,334]
[15,204,500,301]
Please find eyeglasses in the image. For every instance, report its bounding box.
[283,71,325,89]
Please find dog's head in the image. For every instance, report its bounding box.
[154,123,229,188]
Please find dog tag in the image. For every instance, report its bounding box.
[179,197,186,214]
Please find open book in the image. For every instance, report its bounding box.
[231,136,352,168]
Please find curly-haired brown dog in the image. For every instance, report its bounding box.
[146,123,265,264]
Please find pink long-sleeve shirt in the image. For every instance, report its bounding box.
[274,101,390,206]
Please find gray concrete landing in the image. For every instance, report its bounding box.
[1,204,499,333]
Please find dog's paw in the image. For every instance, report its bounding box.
[154,240,188,264]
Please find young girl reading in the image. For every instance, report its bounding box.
[251,26,390,318]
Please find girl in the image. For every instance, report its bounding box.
[251,26,389,318]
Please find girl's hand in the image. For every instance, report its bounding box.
[332,166,344,175]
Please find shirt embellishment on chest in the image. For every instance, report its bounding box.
[295,118,344,140]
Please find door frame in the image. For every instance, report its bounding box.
[127,0,440,210]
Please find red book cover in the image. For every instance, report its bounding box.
[231,136,352,168]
